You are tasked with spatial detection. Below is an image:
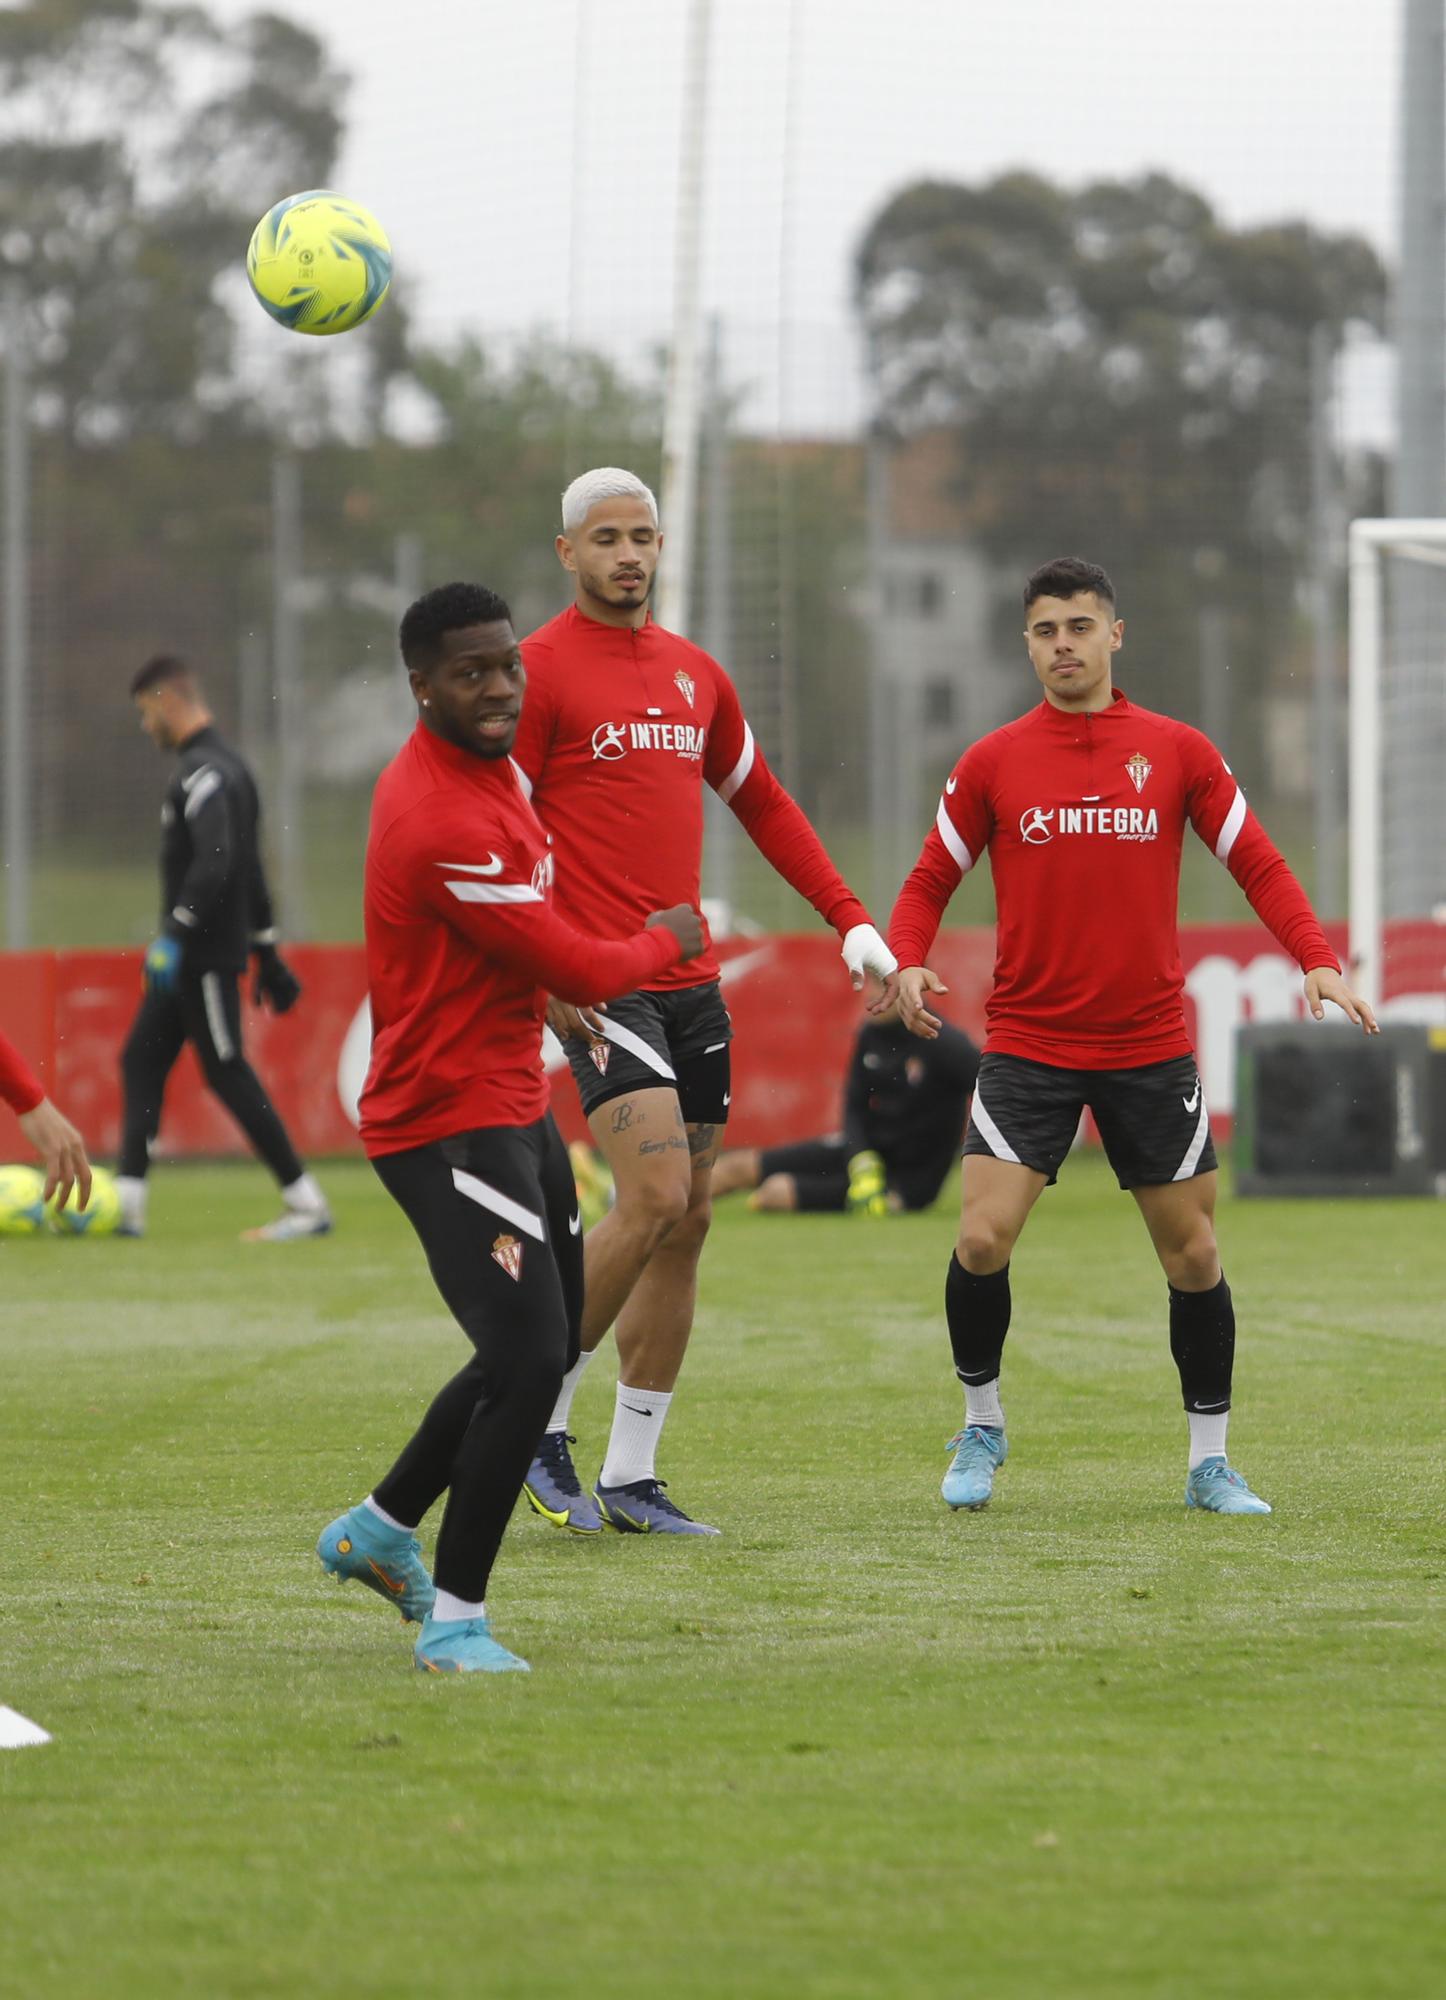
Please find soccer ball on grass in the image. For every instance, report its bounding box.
[246,190,392,336]
[48,1165,122,1238]
[0,1164,46,1236]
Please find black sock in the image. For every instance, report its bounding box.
[946,1255,1011,1389]
[1168,1274,1234,1413]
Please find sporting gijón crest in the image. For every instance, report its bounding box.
[491,1232,523,1281]
[589,1041,611,1075]
[1125,751,1152,794]
[673,667,696,708]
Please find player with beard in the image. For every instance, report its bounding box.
[119,656,328,1241]
[317,582,704,1673]
[516,467,897,1536]
[888,556,1376,1518]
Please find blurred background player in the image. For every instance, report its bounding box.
[317,583,704,1674]
[890,557,1377,1519]
[712,1005,979,1216]
[0,1022,92,1213]
[118,655,329,1242]
[515,466,898,1537]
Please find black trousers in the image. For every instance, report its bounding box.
[370,1114,582,1605]
[118,968,304,1186]
[759,1135,952,1213]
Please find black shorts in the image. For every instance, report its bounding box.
[963,1051,1217,1190]
[565,981,732,1126]
[758,1136,951,1213]
[371,1112,584,1369]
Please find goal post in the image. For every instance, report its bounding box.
[1347,517,1446,1013]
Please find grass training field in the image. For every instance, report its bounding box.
[1,1154,1441,1998]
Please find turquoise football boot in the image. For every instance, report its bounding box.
[414,1614,530,1675]
[317,1504,436,1623]
[1185,1457,1272,1515]
[941,1425,1008,1510]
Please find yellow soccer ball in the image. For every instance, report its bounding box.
[246,189,392,336]
[48,1165,122,1238]
[0,1163,46,1236]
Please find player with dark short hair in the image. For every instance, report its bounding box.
[119,654,328,1241]
[888,556,1377,1517]
[316,581,705,1675]
[712,1006,979,1215]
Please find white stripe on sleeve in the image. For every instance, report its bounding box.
[967,1088,1020,1164]
[183,769,222,819]
[1214,787,1247,862]
[451,1169,546,1241]
[935,799,974,874]
[510,757,534,800]
[443,881,543,904]
[717,723,756,802]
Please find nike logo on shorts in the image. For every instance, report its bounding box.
[1182,1080,1201,1113]
[568,1211,581,1234]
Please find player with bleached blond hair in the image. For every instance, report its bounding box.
[514,466,898,1536]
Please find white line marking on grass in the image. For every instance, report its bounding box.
[0,1705,51,1748]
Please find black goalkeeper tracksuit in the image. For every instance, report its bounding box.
[759,1017,980,1212]
[119,725,303,1185]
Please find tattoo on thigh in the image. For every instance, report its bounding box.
[639,1136,689,1156]
[688,1123,717,1159]
[610,1101,634,1134]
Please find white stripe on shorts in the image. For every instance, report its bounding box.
[968,1088,1021,1165]
[451,1168,546,1242]
[1172,1090,1212,1182]
[201,971,235,1062]
[597,1015,677,1082]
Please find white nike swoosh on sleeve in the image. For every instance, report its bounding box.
[435,854,505,876]
[946,777,958,794]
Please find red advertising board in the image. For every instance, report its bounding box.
[3,921,1442,1163]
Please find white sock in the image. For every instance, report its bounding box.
[1188,1410,1229,1469]
[546,1348,595,1433]
[432,1590,485,1624]
[599,1383,673,1488]
[282,1172,326,1213]
[964,1378,1004,1428]
[115,1175,147,1230]
[362,1494,414,1534]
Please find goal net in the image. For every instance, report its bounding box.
[1347,519,1446,1018]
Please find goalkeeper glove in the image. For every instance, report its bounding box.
[252,944,302,1015]
[143,933,183,995]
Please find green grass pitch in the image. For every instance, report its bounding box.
[1,1155,1441,1999]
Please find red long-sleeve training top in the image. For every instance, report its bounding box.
[359,724,684,1154]
[0,1027,44,1116]
[888,690,1339,1070]
[515,605,871,988]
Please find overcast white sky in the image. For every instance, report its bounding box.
[214,0,1402,433]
